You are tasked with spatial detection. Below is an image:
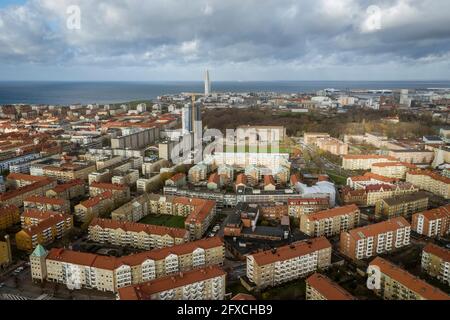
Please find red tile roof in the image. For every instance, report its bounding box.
[414,205,450,221]
[408,169,450,184]
[90,218,188,239]
[0,179,55,201]
[21,213,71,236]
[250,237,331,266]
[22,209,60,220]
[347,217,410,239]
[344,155,397,160]
[235,173,247,185]
[423,243,450,263]
[208,173,220,184]
[290,174,299,185]
[0,205,19,217]
[78,191,112,208]
[24,196,67,206]
[117,266,226,300]
[349,172,399,183]
[90,182,128,191]
[168,173,185,182]
[306,273,356,300]
[371,161,417,169]
[264,175,276,186]
[306,204,359,221]
[46,237,223,270]
[52,179,84,192]
[7,173,49,182]
[370,257,449,300]
[184,199,216,226]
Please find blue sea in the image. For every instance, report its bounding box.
[0,81,449,105]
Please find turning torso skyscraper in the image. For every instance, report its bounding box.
[204,69,211,96]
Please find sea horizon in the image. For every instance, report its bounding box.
[1,80,450,105]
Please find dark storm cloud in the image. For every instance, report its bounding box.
[0,0,449,79]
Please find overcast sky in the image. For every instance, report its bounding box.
[0,0,449,81]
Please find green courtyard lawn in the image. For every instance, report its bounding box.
[227,282,251,297]
[139,214,186,228]
[326,170,348,185]
[259,279,306,300]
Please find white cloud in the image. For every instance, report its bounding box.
[180,40,199,55]
[0,0,449,80]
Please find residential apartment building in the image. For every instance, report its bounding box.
[340,217,411,261]
[342,155,397,171]
[45,179,85,200]
[114,194,217,241]
[347,172,398,190]
[21,209,60,228]
[300,204,360,237]
[371,162,417,179]
[341,188,368,206]
[274,165,290,185]
[6,172,51,188]
[411,205,450,237]
[368,257,449,300]
[406,170,450,199]
[0,177,56,208]
[305,273,355,300]
[89,182,131,207]
[421,243,450,286]
[388,149,434,165]
[288,198,330,218]
[314,137,349,156]
[217,165,234,183]
[74,191,114,223]
[245,165,260,186]
[111,193,150,222]
[23,196,71,214]
[237,125,286,142]
[15,213,73,252]
[263,175,276,191]
[42,162,96,182]
[365,183,419,206]
[88,170,112,185]
[184,198,216,241]
[117,266,226,300]
[210,152,290,174]
[164,173,187,188]
[111,169,139,186]
[88,218,189,250]
[188,163,208,183]
[304,133,330,145]
[375,192,429,218]
[0,205,20,230]
[0,235,12,267]
[31,237,224,292]
[246,237,332,289]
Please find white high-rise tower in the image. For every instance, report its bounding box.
[204,69,211,96]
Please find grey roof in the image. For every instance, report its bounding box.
[383,191,429,206]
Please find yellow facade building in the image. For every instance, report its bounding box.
[30,237,225,292]
[16,213,73,252]
[368,257,449,300]
[0,205,20,230]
